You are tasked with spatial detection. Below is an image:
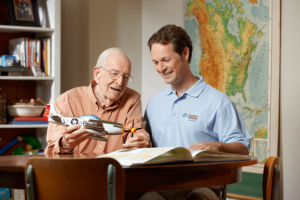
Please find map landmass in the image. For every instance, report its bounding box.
[185,0,270,164]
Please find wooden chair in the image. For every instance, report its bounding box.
[263,156,280,200]
[225,156,280,200]
[25,157,125,200]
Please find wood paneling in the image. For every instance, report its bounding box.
[0,128,36,155]
[0,32,35,57]
[0,0,9,25]
[0,80,36,103]
[0,79,36,154]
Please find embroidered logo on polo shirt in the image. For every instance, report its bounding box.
[188,114,198,122]
[182,113,199,122]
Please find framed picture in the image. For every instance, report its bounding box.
[6,0,41,27]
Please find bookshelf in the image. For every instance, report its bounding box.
[0,0,61,152]
[0,124,48,128]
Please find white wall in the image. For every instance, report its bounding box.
[141,0,184,111]
[61,0,142,94]
[89,0,142,93]
[61,0,90,93]
[280,0,300,199]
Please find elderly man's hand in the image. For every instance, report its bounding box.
[122,132,150,149]
[188,142,222,151]
[59,124,92,152]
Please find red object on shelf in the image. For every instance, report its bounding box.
[14,117,45,121]
[43,104,50,121]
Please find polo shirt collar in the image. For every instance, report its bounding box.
[184,76,206,98]
[164,76,206,98]
[88,80,120,110]
[165,85,174,96]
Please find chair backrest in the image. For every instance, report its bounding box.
[263,156,280,200]
[25,157,125,200]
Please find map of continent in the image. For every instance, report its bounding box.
[254,140,268,164]
[185,0,270,165]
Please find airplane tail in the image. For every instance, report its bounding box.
[43,104,59,121]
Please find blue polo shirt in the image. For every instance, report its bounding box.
[144,76,251,152]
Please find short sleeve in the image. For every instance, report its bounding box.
[214,102,252,152]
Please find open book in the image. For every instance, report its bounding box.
[98,147,250,166]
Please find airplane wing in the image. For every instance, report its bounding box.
[48,114,62,124]
[83,119,123,135]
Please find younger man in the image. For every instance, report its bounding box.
[140,25,251,200]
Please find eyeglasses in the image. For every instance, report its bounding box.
[100,67,133,83]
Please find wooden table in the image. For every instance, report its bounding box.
[0,153,257,193]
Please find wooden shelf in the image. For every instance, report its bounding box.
[0,25,54,33]
[0,76,54,80]
[0,124,48,128]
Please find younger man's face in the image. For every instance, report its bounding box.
[151,43,187,85]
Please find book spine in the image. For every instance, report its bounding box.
[45,40,48,76]
[36,40,40,63]
[14,117,46,121]
[27,38,31,76]
[47,38,51,77]
[41,40,46,76]
[21,39,25,67]
[13,121,49,124]
[25,38,28,75]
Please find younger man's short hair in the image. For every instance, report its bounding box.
[148,24,193,63]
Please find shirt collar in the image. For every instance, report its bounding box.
[164,76,207,98]
[185,76,207,98]
[88,80,98,105]
[165,85,174,96]
[88,80,120,110]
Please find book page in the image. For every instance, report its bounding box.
[190,150,250,162]
[99,148,174,166]
[98,147,193,166]
[190,150,206,157]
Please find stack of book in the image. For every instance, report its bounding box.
[9,37,51,77]
[12,117,48,125]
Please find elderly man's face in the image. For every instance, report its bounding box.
[95,53,131,103]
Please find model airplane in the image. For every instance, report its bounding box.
[43,104,124,141]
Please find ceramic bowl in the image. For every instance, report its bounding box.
[7,105,46,117]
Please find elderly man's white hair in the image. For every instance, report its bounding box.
[96,47,131,67]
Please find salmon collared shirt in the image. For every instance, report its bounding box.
[44,80,149,154]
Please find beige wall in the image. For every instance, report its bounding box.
[88,0,142,93]
[61,0,142,94]
[141,0,184,111]
[61,0,90,93]
[280,0,300,199]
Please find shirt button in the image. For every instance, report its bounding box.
[173,113,176,115]
[99,145,101,148]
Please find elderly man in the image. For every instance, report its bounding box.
[140,25,251,200]
[45,47,150,154]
